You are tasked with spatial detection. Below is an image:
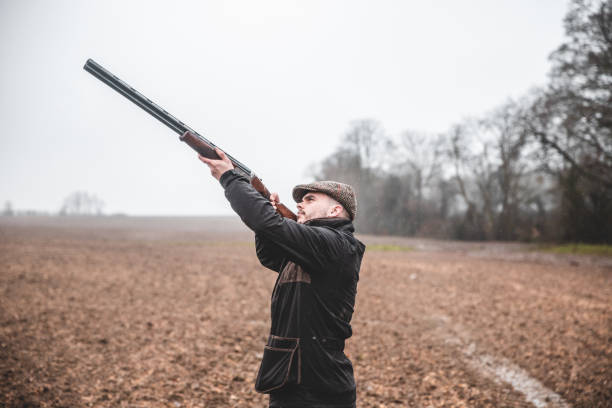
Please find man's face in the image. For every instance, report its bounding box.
[296,192,338,224]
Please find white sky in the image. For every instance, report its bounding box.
[0,0,567,215]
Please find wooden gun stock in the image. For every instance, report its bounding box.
[249,177,298,221]
[180,131,298,221]
[179,130,220,160]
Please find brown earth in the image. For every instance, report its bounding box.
[0,216,610,408]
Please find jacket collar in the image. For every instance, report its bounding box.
[305,217,354,233]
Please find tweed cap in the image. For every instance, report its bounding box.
[292,180,357,220]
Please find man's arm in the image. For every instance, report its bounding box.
[200,150,350,272]
[255,234,285,272]
[221,171,349,273]
[254,191,286,272]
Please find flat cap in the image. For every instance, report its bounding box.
[292,180,357,220]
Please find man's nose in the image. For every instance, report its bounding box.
[297,202,304,210]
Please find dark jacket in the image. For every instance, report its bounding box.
[219,170,365,402]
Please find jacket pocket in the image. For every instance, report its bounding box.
[254,335,301,393]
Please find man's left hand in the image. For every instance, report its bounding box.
[198,148,234,180]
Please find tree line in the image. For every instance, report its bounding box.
[314,0,611,243]
[2,191,105,217]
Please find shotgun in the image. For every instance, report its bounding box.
[83,58,297,221]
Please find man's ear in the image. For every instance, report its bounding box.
[329,205,343,217]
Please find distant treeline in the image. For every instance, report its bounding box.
[2,191,105,217]
[314,0,611,243]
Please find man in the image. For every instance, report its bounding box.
[199,148,365,408]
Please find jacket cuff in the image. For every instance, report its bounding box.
[219,169,249,189]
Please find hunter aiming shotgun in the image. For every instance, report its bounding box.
[83,58,297,221]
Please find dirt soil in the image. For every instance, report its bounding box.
[1,216,610,408]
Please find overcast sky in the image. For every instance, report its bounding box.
[0,0,568,216]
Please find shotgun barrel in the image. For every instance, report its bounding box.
[83,58,297,221]
[83,58,252,176]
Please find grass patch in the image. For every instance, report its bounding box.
[367,244,414,252]
[536,243,612,257]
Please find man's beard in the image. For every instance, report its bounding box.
[298,208,329,224]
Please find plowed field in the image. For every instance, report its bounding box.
[1,216,610,407]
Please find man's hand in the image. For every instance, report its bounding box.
[198,148,234,180]
[269,192,280,210]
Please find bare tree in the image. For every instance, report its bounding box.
[396,131,447,234]
[524,0,612,242]
[2,201,14,216]
[446,102,543,240]
[528,0,612,187]
[447,122,489,239]
[482,101,543,239]
[342,119,389,171]
[59,191,105,215]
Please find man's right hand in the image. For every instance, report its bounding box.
[198,148,234,180]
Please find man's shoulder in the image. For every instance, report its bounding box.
[305,218,365,257]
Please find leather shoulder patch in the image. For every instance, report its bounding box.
[279,262,311,284]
